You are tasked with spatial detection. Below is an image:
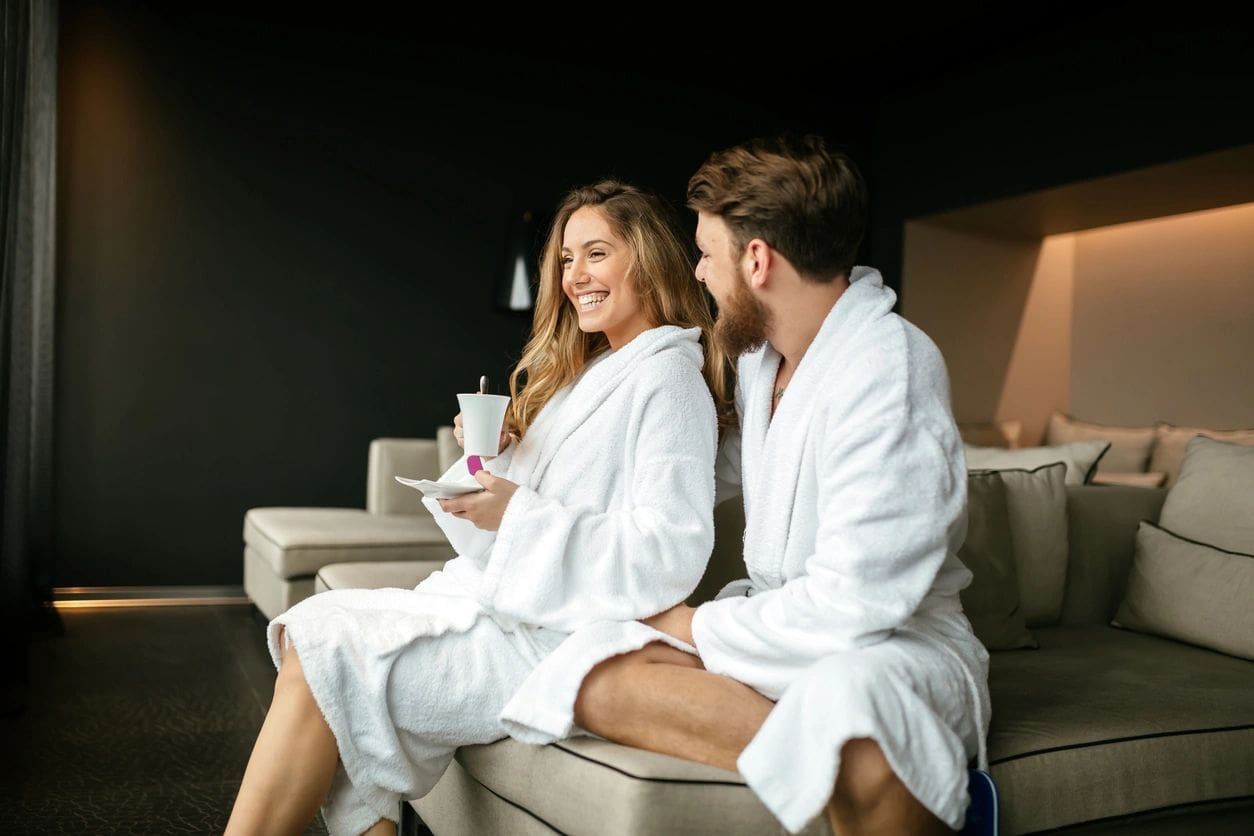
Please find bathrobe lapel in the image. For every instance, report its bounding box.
[743,268,897,587]
[507,326,700,490]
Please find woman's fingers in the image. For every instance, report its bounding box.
[452,413,465,448]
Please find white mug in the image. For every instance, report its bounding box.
[457,393,511,457]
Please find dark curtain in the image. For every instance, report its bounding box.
[2,0,58,715]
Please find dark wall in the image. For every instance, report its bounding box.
[53,6,853,585]
[870,12,1254,294]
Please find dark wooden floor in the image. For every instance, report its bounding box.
[0,604,328,835]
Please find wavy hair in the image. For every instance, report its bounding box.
[508,180,733,438]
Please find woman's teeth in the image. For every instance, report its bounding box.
[579,292,609,310]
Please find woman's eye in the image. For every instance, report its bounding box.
[560,256,573,267]
[589,250,605,259]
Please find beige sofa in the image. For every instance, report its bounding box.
[313,458,1254,835]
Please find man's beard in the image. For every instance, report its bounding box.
[714,273,771,357]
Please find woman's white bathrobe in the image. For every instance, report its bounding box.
[268,325,716,836]
[690,268,991,833]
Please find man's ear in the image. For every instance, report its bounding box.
[743,239,773,290]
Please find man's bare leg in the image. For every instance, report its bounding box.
[361,819,397,836]
[828,738,951,835]
[225,641,341,836]
[575,642,771,771]
[576,644,951,834]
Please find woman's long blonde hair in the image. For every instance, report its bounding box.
[508,180,733,439]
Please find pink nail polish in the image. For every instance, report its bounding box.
[467,455,483,475]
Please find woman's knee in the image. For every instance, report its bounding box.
[274,641,314,702]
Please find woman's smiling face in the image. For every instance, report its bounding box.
[561,207,653,349]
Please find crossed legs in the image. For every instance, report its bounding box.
[225,638,396,836]
[574,643,949,835]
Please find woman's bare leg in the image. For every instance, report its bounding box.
[225,641,341,836]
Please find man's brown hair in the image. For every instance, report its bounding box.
[686,134,867,283]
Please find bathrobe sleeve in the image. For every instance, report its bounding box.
[475,380,717,633]
[421,443,517,560]
[691,366,966,697]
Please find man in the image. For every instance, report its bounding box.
[573,135,989,835]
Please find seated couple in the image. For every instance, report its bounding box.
[226,135,990,836]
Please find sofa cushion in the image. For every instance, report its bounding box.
[1151,422,1254,487]
[315,560,444,594]
[243,507,454,579]
[959,471,1038,649]
[1090,470,1167,488]
[965,440,1109,485]
[996,463,1070,627]
[1045,411,1156,474]
[987,625,1254,834]
[1113,522,1254,661]
[1058,485,1168,626]
[433,736,829,836]
[1158,436,1254,554]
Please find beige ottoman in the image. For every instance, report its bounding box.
[315,559,445,594]
[244,508,453,619]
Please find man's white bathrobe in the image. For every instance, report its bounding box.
[692,267,991,833]
[268,325,716,836]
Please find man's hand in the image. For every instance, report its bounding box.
[641,603,697,646]
[437,471,519,531]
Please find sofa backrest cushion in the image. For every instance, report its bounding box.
[1058,484,1167,625]
[367,438,441,515]
[689,496,748,605]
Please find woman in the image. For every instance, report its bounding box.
[226,181,730,836]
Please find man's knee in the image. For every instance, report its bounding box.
[834,737,897,806]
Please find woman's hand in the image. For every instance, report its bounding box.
[453,412,512,453]
[437,471,520,531]
[641,604,697,646]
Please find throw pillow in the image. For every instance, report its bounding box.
[958,471,1038,649]
[969,462,1070,627]
[1091,471,1168,489]
[1158,436,1254,554]
[1150,423,1254,487]
[964,440,1109,486]
[1112,521,1254,661]
[1045,411,1156,474]
[1043,413,1148,476]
